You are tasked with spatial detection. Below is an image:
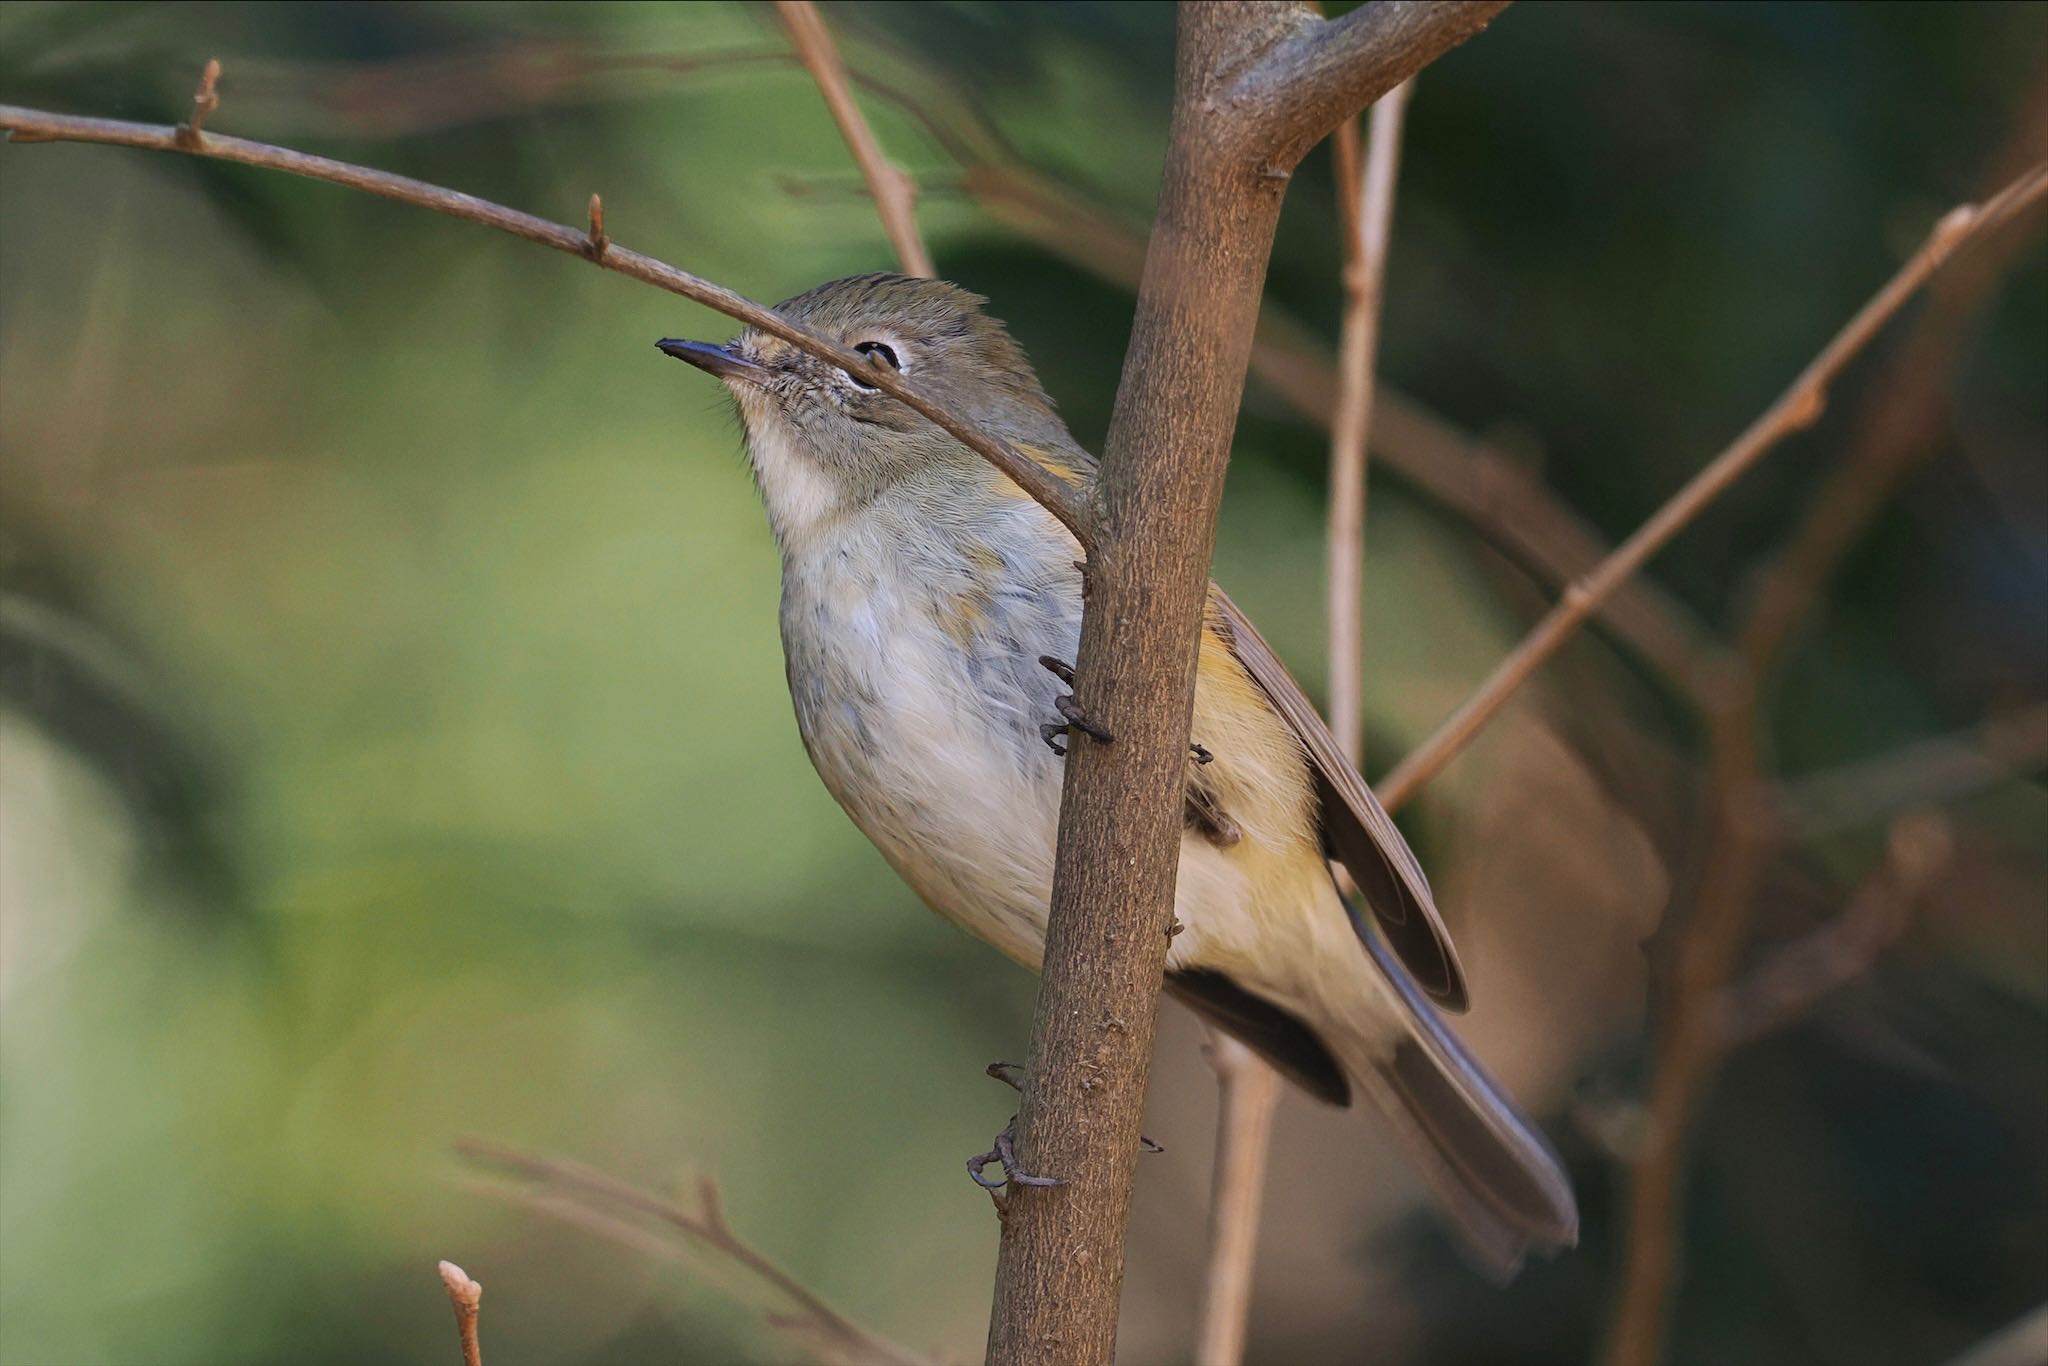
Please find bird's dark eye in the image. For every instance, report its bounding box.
[845,340,900,391]
[854,340,900,371]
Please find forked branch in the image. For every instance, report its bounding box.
[1232,1,1508,165]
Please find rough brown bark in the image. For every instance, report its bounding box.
[983,6,1508,1363]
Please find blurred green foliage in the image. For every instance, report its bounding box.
[1,4,2043,1364]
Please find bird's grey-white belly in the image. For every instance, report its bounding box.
[779,556,1079,965]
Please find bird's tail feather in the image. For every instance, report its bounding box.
[1344,919,1581,1281]
[1348,1035,1578,1281]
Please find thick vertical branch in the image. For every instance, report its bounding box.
[985,26,1293,1356]
[985,6,1507,1364]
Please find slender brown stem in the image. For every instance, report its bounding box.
[773,0,935,276]
[458,1140,931,1366]
[436,1260,483,1366]
[1377,160,2048,815]
[178,58,222,146]
[0,98,1082,539]
[1326,78,1412,766]
[1193,1034,1284,1366]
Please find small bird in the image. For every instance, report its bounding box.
[659,273,1576,1276]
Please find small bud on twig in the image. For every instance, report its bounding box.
[586,193,609,259]
[437,1259,483,1366]
[176,59,221,150]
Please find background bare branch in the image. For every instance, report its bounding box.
[1379,161,2048,813]
[773,1,934,277]
[1599,132,2048,1366]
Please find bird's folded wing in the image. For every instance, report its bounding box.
[1208,585,1470,1011]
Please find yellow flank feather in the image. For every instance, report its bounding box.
[942,586,991,646]
[992,441,1086,499]
[940,545,1006,646]
[1191,598,1321,861]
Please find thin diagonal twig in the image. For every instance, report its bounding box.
[0,92,1082,539]
[774,1,935,276]
[1378,159,2048,815]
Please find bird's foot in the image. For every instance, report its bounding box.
[967,1116,1063,1190]
[970,1063,1062,1188]
[1036,657,1212,762]
[1038,656,1113,755]
[969,1062,1163,1187]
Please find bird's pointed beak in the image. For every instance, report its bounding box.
[656,338,773,385]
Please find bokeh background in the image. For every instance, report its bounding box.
[2,3,2044,1363]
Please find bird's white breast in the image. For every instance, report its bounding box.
[777,505,1076,966]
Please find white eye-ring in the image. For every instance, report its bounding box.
[846,339,903,391]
